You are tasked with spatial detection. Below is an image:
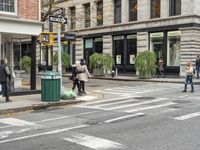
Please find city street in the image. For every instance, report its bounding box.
[0,80,200,150]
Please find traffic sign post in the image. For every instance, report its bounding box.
[57,23,62,95]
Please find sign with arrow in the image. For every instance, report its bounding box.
[54,8,65,16]
[49,16,67,24]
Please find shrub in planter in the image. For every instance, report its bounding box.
[135,51,157,79]
[53,52,70,71]
[20,56,31,72]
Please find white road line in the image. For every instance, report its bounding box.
[125,102,176,113]
[63,133,125,150]
[0,125,89,144]
[0,118,37,127]
[95,99,137,107]
[76,96,97,101]
[104,113,145,123]
[105,98,169,110]
[77,95,135,106]
[93,90,126,95]
[174,112,200,120]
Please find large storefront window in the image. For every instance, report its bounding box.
[94,38,103,53]
[114,36,124,65]
[150,32,164,62]
[167,31,180,66]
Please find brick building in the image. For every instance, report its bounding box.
[50,0,200,76]
[0,0,42,72]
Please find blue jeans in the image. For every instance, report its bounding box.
[184,75,194,91]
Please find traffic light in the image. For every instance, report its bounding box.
[39,32,55,46]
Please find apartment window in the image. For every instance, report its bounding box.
[84,3,90,28]
[151,0,160,18]
[0,0,16,14]
[97,0,103,26]
[114,0,121,24]
[70,7,76,30]
[129,0,137,21]
[169,0,181,16]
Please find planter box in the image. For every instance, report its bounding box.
[14,77,22,88]
[93,68,104,76]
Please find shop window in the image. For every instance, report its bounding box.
[70,6,76,30]
[151,0,160,18]
[127,35,137,65]
[129,0,137,22]
[150,32,164,62]
[84,3,90,28]
[169,0,181,16]
[0,0,16,14]
[97,0,103,26]
[94,38,103,53]
[114,0,121,24]
[114,36,124,65]
[167,31,180,66]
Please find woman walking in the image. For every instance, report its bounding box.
[77,59,91,96]
[182,61,194,92]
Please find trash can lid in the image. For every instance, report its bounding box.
[43,71,60,76]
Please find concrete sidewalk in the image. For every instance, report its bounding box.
[1,75,200,115]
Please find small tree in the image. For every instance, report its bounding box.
[135,51,157,79]
[20,56,31,72]
[53,52,70,69]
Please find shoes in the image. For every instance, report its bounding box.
[6,99,12,102]
[78,92,82,96]
[82,91,87,94]
[182,90,187,92]
[190,90,194,93]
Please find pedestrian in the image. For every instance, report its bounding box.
[69,64,80,91]
[0,58,11,102]
[157,57,165,78]
[76,59,91,96]
[195,55,200,79]
[182,61,194,92]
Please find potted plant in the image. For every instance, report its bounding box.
[20,56,31,72]
[53,52,70,72]
[89,52,114,76]
[135,51,157,79]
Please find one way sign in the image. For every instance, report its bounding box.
[49,16,67,24]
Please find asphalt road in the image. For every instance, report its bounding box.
[0,80,200,150]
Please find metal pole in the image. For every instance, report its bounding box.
[57,23,62,94]
[19,40,22,78]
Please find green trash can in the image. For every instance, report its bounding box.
[41,71,61,102]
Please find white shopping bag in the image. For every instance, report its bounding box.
[0,83,2,97]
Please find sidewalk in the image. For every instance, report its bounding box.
[0,74,200,115]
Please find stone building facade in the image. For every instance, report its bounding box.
[53,0,200,75]
[0,0,42,71]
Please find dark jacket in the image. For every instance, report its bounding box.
[196,58,200,67]
[0,64,10,83]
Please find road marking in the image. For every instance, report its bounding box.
[63,133,125,150]
[125,102,176,113]
[77,95,135,106]
[93,90,129,95]
[0,118,37,127]
[95,99,137,107]
[104,113,145,123]
[76,96,97,101]
[104,98,169,110]
[174,112,200,120]
[0,125,89,144]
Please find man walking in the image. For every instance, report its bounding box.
[195,55,200,79]
[0,58,11,102]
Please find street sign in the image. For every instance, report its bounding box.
[54,8,65,16]
[49,16,67,24]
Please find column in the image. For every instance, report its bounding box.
[76,4,85,30]
[30,36,37,90]
[75,38,84,61]
[122,0,129,23]
[137,32,149,53]
[103,35,113,55]
[179,27,200,76]
[103,0,114,26]
[182,0,194,15]
[138,0,150,21]
[161,0,169,18]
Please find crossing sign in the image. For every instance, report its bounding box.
[49,16,67,24]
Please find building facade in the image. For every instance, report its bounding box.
[53,0,200,75]
[0,0,42,71]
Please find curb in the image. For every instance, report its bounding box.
[0,100,85,115]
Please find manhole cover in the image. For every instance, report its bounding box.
[135,97,155,100]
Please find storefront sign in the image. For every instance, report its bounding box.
[127,35,137,39]
[150,32,164,38]
[85,39,93,48]
[114,36,124,40]
[95,38,103,42]
[168,31,181,37]
[130,55,135,64]
[116,55,121,64]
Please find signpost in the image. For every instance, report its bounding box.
[49,8,67,95]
